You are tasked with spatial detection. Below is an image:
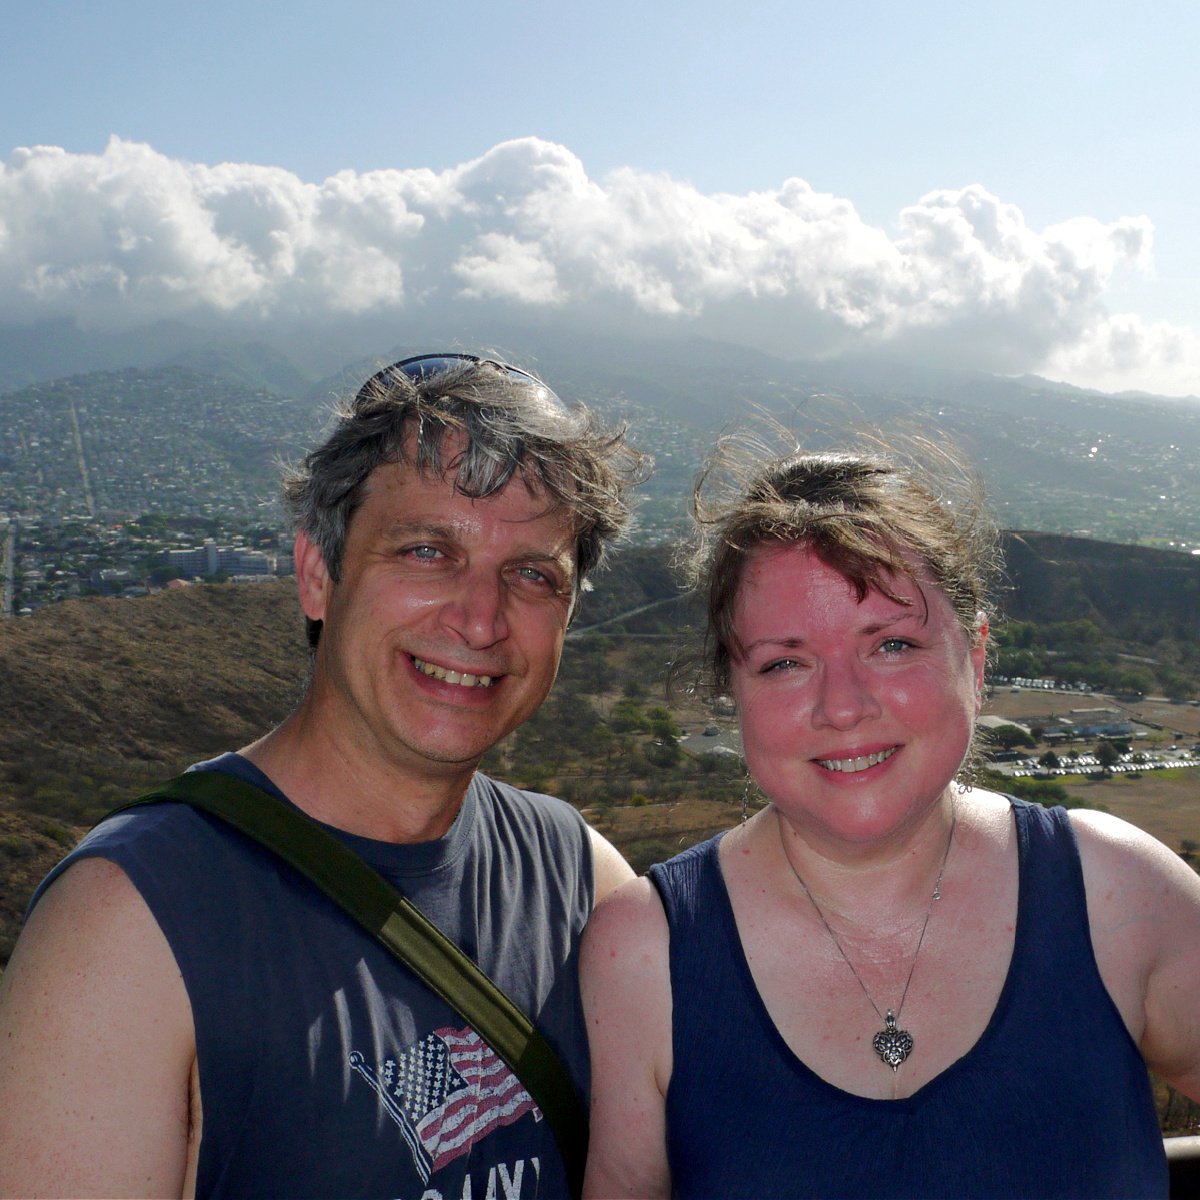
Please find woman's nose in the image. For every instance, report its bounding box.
[812,658,882,730]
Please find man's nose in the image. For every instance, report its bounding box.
[439,569,510,649]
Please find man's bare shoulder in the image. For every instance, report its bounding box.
[32,850,148,914]
[0,856,198,1198]
[586,826,635,904]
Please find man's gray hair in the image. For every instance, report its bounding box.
[282,356,649,645]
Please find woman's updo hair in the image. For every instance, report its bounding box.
[686,427,1001,695]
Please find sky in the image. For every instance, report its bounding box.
[2,0,1198,397]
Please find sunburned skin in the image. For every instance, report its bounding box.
[729,542,986,852]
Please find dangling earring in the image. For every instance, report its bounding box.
[741,775,755,822]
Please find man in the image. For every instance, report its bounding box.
[0,355,645,1199]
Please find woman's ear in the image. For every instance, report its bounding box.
[971,614,989,708]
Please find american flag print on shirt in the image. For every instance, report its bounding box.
[350,1026,541,1181]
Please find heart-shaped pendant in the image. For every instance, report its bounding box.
[872,1009,913,1072]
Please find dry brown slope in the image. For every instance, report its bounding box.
[0,581,308,964]
[0,580,307,801]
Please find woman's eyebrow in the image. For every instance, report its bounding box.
[860,612,921,635]
[740,635,807,653]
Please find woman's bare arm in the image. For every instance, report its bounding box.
[1073,808,1200,1097]
[580,876,674,1200]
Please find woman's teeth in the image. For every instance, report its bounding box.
[817,747,897,773]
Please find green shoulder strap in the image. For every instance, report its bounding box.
[111,770,588,1198]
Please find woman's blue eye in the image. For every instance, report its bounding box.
[763,658,798,673]
[880,638,912,654]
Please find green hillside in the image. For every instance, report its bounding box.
[2,531,1198,969]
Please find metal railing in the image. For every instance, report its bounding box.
[1167,1136,1200,1197]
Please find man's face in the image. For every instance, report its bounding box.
[297,452,577,785]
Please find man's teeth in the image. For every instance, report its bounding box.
[817,747,897,773]
[413,658,495,688]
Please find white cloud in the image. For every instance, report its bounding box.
[454,233,563,304]
[0,134,1195,395]
[1040,313,1200,396]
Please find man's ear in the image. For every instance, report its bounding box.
[294,530,331,623]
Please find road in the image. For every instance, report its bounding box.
[69,400,96,517]
[567,596,681,638]
[0,520,14,618]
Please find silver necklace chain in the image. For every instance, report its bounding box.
[776,800,957,1072]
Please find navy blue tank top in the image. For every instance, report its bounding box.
[33,753,593,1200]
[649,799,1167,1199]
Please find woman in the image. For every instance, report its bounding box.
[582,438,1200,1198]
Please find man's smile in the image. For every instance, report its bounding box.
[410,655,499,689]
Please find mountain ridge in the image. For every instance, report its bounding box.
[5,341,1199,549]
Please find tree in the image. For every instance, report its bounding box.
[996,649,1045,680]
[1038,751,1060,770]
[608,699,648,734]
[986,724,1035,751]
[1095,741,1120,770]
[1001,620,1039,650]
[645,705,682,743]
[645,739,682,769]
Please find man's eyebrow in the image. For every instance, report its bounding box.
[380,521,453,539]
[521,548,575,563]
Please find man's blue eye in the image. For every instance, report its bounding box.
[516,565,563,591]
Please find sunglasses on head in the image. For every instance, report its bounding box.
[354,352,558,406]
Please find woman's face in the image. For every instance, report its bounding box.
[729,543,986,852]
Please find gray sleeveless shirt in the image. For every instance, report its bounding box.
[33,753,594,1199]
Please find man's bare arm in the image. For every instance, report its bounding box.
[587,826,635,905]
[0,858,197,1199]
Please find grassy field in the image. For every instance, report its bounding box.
[1059,769,1200,852]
